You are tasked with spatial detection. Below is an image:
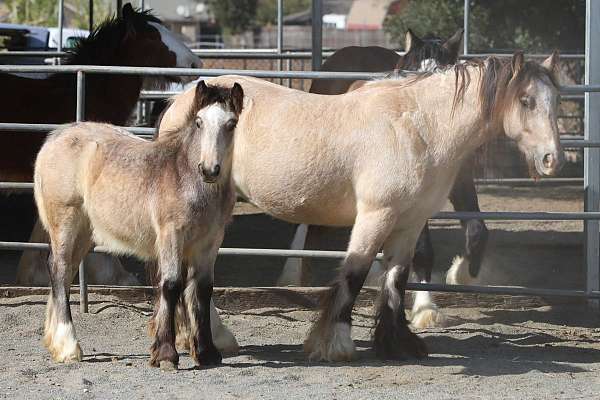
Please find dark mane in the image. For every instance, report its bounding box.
[187,84,236,122]
[155,83,239,141]
[65,8,161,65]
[396,35,458,70]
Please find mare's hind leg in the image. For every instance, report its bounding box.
[149,228,182,369]
[446,158,489,285]
[410,225,447,328]
[44,207,91,363]
[304,207,396,361]
[16,218,51,286]
[277,224,309,286]
[183,242,222,366]
[374,226,428,359]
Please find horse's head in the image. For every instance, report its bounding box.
[397,28,463,72]
[497,52,563,177]
[188,81,244,184]
[119,3,201,81]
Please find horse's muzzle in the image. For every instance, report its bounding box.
[534,151,564,176]
[199,163,221,183]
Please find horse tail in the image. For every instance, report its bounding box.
[33,158,50,234]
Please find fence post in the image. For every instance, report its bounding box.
[463,0,469,55]
[56,0,64,65]
[585,0,600,309]
[277,0,283,85]
[311,0,323,71]
[76,70,89,314]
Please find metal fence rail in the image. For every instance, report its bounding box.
[0,49,587,60]
[0,60,598,311]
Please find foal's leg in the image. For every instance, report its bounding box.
[44,208,91,362]
[149,228,182,369]
[410,225,447,328]
[446,159,489,285]
[374,227,428,359]
[184,243,222,366]
[304,207,395,361]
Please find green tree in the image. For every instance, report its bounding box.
[4,0,58,26]
[255,0,311,27]
[384,0,585,53]
[207,0,259,34]
[3,0,112,30]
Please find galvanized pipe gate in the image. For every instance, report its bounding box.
[0,1,599,314]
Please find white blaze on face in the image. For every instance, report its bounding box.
[419,58,438,72]
[149,22,202,69]
[197,103,235,169]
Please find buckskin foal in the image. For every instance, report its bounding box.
[34,81,243,368]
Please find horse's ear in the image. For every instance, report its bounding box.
[195,80,208,107]
[122,3,135,20]
[511,51,524,77]
[230,83,244,115]
[405,29,423,52]
[121,3,136,41]
[542,50,560,75]
[443,28,464,58]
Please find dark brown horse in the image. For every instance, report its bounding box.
[0,3,200,183]
[9,3,201,287]
[279,28,489,329]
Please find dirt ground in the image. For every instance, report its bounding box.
[1,293,600,400]
[0,184,597,399]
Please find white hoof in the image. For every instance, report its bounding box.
[446,256,476,285]
[411,306,447,329]
[410,289,447,329]
[212,325,239,356]
[47,323,82,363]
[210,301,239,356]
[304,322,356,362]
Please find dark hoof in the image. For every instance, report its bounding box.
[194,346,222,367]
[159,360,178,372]
[149,342,179,368]
[374,321,429,360]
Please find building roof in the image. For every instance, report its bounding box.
[346,0,393,30]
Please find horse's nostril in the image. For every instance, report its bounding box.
[212,164,221,177]
[543,154,552,168]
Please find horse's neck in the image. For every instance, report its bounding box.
[68,49,144,125]
[86,74,143,125]
[414,68,497,165]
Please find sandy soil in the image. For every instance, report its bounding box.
[1,293,600,400]
[0,184,596,399]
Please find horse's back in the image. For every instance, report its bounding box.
[309,46,400,95]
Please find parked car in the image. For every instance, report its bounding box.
[0,23,88,64]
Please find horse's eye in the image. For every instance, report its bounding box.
[520,96,535,109]
[225,119,238,131]
[196,119,202,129]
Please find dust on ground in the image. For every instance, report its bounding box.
[1,293,600,400]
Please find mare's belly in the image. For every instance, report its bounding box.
[234,160,357,227]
